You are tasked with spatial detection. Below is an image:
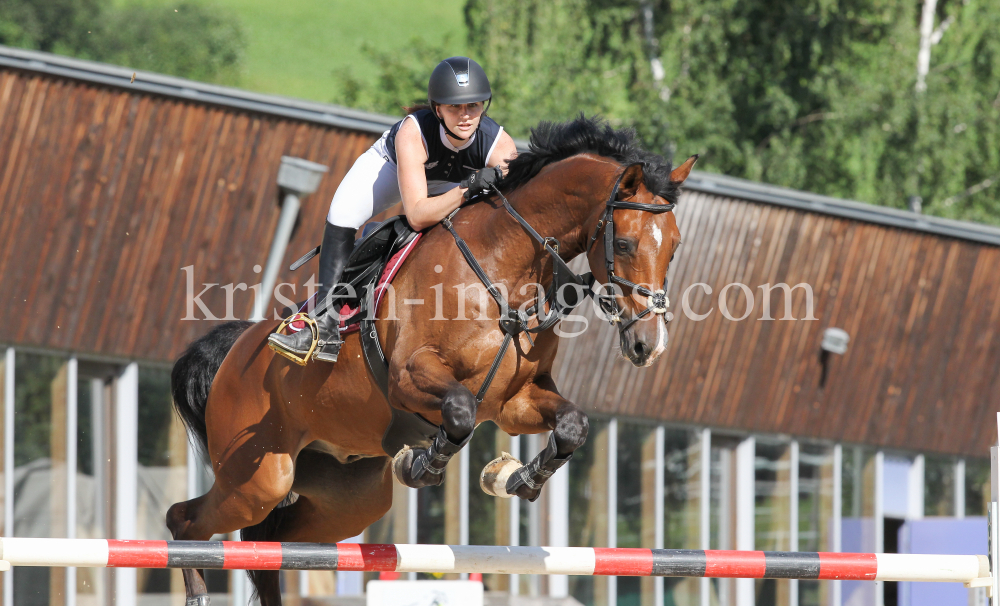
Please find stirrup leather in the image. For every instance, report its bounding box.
[268,313,319,366]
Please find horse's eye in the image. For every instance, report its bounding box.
[615,239,631,254]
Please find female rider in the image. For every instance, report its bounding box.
[269,57,518,364]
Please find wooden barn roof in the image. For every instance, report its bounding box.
[2,46,998,455]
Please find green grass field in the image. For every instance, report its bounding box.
[128,0,469,104]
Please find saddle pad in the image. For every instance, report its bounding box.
[290,233,423,335]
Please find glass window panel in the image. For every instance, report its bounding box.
[663,428,702,606]
[468,422,499,546]
[710,438,737,606]
[924,455,955,517]
[362,482,409,587]
[75,375,107,603]
[616,421,653,605]
[468,422,515,592]
[417,483,446,544]
[13,352,67,606]
[755,440,791,606]
[568,418,609,606]
[965,458,990,517]
[840,446,876,606]
[798,444,834,606]
[136,366,189,599]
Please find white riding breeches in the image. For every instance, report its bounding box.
[326,136,460,229]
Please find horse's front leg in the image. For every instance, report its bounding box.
[484,374,589,502]
[391,349,478,488]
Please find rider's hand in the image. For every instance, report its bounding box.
[461,166,503,200]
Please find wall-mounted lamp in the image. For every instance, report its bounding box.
[819,327,849,388]
[821,327,850,355]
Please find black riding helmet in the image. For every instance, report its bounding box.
[427,57,492,140]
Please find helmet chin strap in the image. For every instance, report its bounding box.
[433,98,492,143]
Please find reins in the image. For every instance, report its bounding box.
[440,163,676,402]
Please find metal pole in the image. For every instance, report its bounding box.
[407,488,418,581]
[653,426,665,606]
[735,436,755,606]
[607,418,618,606]
[875,451,885,606]
[990,413,999,606]
[548,432,570,598]
[66,358,78,606]
[115,363,139,606]
[509,436,521,596]
[253,192,301,321]
[832,444,843,606]
[700,428,711,606]
[790,441,799,606]
[459,447,469,581]
[3,349,14,606]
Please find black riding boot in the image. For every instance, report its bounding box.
[268,222,357,363]
[505,433,572,502]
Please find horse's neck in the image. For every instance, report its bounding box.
[505,156,616,254]
[475,157,616,304]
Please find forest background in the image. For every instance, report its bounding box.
[3,0,998,224]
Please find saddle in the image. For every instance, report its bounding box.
[287,217,438,456]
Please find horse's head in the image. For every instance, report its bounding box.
[586,155,698,367]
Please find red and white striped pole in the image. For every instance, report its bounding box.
[0,539,990,584]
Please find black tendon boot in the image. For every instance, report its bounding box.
[505,433,572,502]
[393,426,473,488]
[268,222,357,363]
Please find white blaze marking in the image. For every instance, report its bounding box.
[651,224,663,247]
[646,316,668,365]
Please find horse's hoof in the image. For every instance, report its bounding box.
[391,445,415,485]
[186,595,210,606]
[391,445,445,488]
[480,452,523,498]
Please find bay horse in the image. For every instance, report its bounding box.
[168,116,696,605]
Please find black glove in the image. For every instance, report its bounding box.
[461,166,503,200]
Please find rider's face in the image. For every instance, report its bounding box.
[436,102,484,140]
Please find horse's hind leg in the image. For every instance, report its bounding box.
[391,350,478,488]
[166,454,296,605]
[239,452,394,606]
[485,374,589,502]
[166,405,301,604]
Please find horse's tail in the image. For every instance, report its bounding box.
[170,320,253,459]
[172,320,289,605]
[241,493,296,605]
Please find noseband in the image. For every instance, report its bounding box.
[588,165,676,334]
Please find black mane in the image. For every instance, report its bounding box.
[499,115,679,203]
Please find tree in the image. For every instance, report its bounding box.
[341,0,1000,224]
[0,0,245,85]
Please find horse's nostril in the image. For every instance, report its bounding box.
[633,341,648,357]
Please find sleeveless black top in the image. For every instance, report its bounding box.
[384,109,503,183]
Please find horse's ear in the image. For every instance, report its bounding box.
[618,163,645,198]
[669,154,699,184]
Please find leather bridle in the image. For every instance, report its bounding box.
[440,162,676,403]
[587,165,676,335]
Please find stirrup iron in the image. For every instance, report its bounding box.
[268,313,319,366]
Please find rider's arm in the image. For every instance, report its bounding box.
[396,118,467,232]
[488,130,519,173]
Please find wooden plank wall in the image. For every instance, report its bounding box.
[552,190,1000,456]
[0,67,376,362]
